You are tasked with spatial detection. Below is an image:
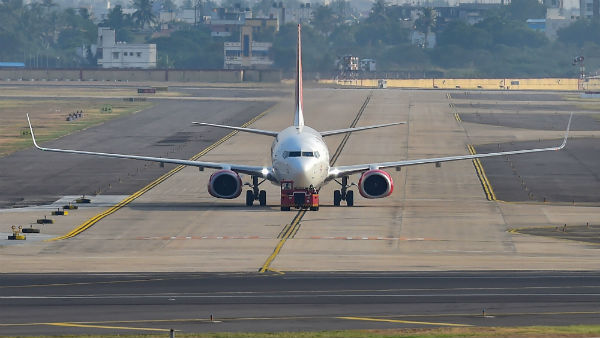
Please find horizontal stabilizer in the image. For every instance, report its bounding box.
[192,122,278,137]
[320,122,406,137]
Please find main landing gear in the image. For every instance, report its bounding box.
[333,176,354,207]
[246,176,267,206]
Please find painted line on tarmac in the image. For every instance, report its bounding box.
[136,235,434,241]
[259,209,306,274]
[0,277,172,289]
[47,108,271,241]
[45,322,172,332]
[338,316,472,327]
[259,92,373,274]
[468,144,497,201]
[3,310,600,329]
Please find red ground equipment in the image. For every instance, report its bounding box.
[280,180,319,211]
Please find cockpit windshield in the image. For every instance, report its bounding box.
[282,151,320,159]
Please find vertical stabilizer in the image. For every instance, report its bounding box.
[294,24,304,127]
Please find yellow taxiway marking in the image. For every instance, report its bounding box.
[338,316,473,327]
[259,209,306,273]
[47,108,270,241]
[468,144,497,201]
[3,310,600,329]
[45,322,172,332]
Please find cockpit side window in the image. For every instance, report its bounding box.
[282,151,289,159]
[302,151,314,157]
[289,151,301,157]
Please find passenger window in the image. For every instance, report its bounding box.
[302,152,314,157]
[289,151,301,157]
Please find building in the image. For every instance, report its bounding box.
[244,18,279,34]
[410,31,436,48]
[268,2,313,25]
[224,26,273,69]
[545,8,578,40]
[580,0,600,19]
[526,18,546,31]
[96,28,157,69]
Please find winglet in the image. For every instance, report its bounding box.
[559,112,573,149]
[26,114,43,150]
[294,24,304,128]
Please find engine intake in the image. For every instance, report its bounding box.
[208,170,242,199]
[358,169,394,199]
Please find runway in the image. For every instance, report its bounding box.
[1,87,599,273]
[0,96,276,207]
[0,84,599,335]
[1,271,600,335]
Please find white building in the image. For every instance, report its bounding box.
[545,8,579,40]
[580,0,599,18]
[97,27,157,69]
[224,26,273,69]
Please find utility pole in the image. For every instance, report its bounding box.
[573,55,585,91]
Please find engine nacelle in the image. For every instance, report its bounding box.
[207,170,242,199]
[358,169,394,199]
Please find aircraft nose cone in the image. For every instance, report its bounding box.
[289,159,315,188]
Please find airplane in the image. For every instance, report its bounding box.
[27,24,572,211]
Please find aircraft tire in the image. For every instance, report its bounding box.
[246,190,254,206]
[333,190,341,206]
[259,190,267,206]
[346,190,354,206]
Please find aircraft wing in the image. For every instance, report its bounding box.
[329,113,572,179]
[192,122,279,137]
[320,122,406,137]
[27,115,272,178]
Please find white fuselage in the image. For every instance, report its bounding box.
[271,126,330,188]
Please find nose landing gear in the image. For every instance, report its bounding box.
[333,176,354,207]
[246,176,267,206]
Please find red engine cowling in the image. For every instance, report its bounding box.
[207,170,242,199]
[358,170,394,199]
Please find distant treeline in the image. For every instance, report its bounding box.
[1,0,599,77]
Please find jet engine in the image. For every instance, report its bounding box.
[207,170,242,199]
[358,169,394,199]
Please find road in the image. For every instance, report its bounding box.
[1,272,599,335]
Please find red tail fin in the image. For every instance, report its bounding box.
[294,24,304,127]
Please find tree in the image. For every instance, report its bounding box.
[132,0,157,29]
[557,19,600,46]
[508,0,546,21]
[415,7,436,48]
[368,0,387,23]
[311,5,337,35]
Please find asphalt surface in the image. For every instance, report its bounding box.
[1,272,599,336]
[451,92,564,101]
[475,138,600,202]
[0,98,275,207]
[517,224,600,244]
[455,102,579,111]
[460,112,600,131]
